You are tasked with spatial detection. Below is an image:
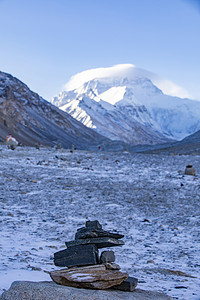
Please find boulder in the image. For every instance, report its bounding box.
[0,281,173,300]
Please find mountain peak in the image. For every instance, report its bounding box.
[51,64,200,144]
[64,64,190,99]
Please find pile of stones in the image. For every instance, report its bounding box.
[184,164,196,176]
[50,220,138,291]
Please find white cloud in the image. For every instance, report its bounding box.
[64,64,192,99]
[151,78,191,99]
[64,64,135,91]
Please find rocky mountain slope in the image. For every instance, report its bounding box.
[140,129,200,155]
[0,71,107,148]
[51,64,200,145]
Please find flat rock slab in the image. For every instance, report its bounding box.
[75,228,124,240]
[66,237,124,248]
[50,264,128,289]
[75,220,124,240]
[75,227,124,240]
[0,281,173,300]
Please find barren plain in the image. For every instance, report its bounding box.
[0,145,200,299]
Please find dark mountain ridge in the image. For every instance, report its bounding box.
[0,71,107,148]
[127,129,200,155]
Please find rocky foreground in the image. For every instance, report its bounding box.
[0,281,172,300]
[0,145,200,299]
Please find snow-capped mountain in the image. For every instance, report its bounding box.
[51,64,200,145]
[0,71,106,148]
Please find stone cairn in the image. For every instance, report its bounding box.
[50,220,138,291]
[184,164,196,176]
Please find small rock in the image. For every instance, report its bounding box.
[112,276,138,291]
[85,220,102,229]
[29,266,42,271]
[147,260,155,264]
[56,142,62,150]
[105,263,120,270]
[142,219,150,223]
[100,251,115,263]
[7,213,14,217]
[9,145,16,150]
[48,246,58,249]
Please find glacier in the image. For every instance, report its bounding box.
[51,64,200,144]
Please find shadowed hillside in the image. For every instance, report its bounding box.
[0,71,107,148]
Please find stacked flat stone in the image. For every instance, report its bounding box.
[50,220,138,291]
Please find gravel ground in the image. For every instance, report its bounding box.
[0,145,200,299]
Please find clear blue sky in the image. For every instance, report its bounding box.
[0,0,200,100]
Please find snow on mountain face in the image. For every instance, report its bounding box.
[64,64,191,99]
[52,64,200,144]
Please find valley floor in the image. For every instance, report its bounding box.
[0,145,200,299]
